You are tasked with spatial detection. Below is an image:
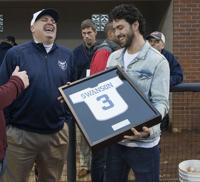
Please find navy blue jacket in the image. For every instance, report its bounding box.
[73,43,97,80]
[161,49,183,87]
[0,41,75,134]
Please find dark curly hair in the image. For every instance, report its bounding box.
[109,4,146,35]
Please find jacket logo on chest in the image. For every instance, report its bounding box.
[58,60,68,71]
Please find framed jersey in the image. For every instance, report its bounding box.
[59,66,161,150]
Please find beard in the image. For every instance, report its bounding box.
[84,38,95,48]
[124,33,133,48]
[118,28,133,48]
[85,40,92,46]
[124,28,134,48]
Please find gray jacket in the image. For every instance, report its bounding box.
[107,41,170,145]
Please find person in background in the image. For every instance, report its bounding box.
[73,19,98,79]
[6,36,17,46]
[146,31,183,131]
[90,22,120,182]
[0,66,29,178]
[0,36,17,65]
[0,8,75,181]
[104,4,170,182]
[146,31,183,87]
[73,18,98,178]
[90,22,120,75]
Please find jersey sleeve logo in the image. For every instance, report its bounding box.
[69,76,128,121]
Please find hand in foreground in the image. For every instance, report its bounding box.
[124,126,150,140]
[57,82,71,103]
[12,66,29,89]
[57,96,65,103]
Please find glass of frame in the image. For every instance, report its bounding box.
[59,66,161,150]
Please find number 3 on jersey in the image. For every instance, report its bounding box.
[96,94,114,110]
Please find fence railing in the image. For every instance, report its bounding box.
[171,82,200,92]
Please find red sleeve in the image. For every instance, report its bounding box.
[90,49,111,75]
[0,76,24,109]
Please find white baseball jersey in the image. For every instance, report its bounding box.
[69,76,128,121]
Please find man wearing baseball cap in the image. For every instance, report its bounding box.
[147,31,183,131]
[147,31,183,87]
[146,31,165,44]
[0,8,75,181]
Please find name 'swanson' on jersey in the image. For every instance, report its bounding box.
[69,77,128,121]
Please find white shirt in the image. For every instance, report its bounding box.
[43,43,53,53]
[33,39,53,53]
[124,50,139,70]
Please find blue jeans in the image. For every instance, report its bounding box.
[91,147,108,182]
[105,143,160,182]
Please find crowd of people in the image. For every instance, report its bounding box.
[0,4,183,182]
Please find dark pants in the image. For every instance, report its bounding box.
[91,147,108,182]
[160,114,170,132]
[0,159,6,178]
[105,143,160,182]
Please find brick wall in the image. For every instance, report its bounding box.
[172,0,200,131]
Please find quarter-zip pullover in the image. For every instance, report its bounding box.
[0,41,75,134]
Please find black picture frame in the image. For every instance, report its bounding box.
[59,66,161,150]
